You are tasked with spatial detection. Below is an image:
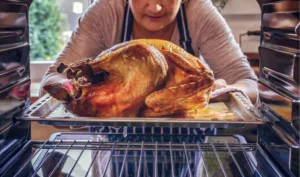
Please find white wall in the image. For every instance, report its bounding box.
[221,0,261,53]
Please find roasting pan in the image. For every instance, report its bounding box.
[20,91,266,128]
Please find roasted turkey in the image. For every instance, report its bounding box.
[43,39,214,117]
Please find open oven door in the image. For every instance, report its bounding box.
[0,0,32,176]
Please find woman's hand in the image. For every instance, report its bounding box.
[212,79,227,91]
[211,79,258,104]
[210,79,230,102]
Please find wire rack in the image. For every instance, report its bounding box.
[2,134,283,177]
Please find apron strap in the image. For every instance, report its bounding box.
[120,0,134,42]
[176,3,195,56]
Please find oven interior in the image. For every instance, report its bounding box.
[0,0,299,177]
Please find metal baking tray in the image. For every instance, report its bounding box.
[21,92,266,128]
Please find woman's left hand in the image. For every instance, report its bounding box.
[210,79,230,102]
[211,79,258,104]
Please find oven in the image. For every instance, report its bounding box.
[0,0,299,176]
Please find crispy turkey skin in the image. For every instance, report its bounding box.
[43,39,214,117]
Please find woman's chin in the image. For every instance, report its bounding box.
[140,21,165,32]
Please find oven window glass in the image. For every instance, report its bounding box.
[0,46,30,116]
[29,0,89,61]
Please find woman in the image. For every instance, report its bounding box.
[41,0,258,103]
[40,0,258,175]
[41,0,259,132]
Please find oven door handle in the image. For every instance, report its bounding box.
[270,123,299,148]
[262,67,299,87]
[0,30,24,39]
[262,67,299,100]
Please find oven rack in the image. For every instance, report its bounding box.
[2,134,283,177]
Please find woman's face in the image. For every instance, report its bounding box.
[129,0,181,32]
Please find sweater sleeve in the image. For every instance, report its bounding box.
[193,0,258,85]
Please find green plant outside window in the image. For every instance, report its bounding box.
[29,0,66,61]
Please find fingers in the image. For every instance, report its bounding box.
[212,79,227,91]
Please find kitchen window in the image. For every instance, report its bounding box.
[29,0,90,62]
[30,0,92,87]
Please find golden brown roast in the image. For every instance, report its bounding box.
[43,39,214,117]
